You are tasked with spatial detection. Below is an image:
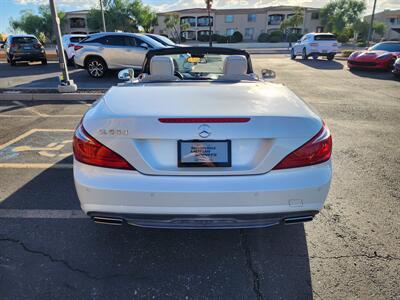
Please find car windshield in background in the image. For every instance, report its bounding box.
[314,34,336,41]
[14,37,37,44]
[370,43,400,52]
[160,53,230,79]
[70,36,86,43]
[149,35,176,46]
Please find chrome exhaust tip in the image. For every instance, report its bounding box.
[92,216,124,225]
[284,215,314,225]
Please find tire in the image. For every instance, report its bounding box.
[327,54,335,61]
[41,59,47,65]
[290,49,296,60]
[302,48,308,60]
[86,56,107,78]
[10,58,16,66]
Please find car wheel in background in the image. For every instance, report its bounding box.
[10,58,16,66]
[86,57,107,78]
[327,54,335,61]
[302,48,308,60]
[41,58,47,65]
[290,49,296,60]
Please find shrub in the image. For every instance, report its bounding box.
[287,33,302,43]
[257,33,269,42]
[341,50,354,57]
[336,32,350,43]
[231,31,243,43]
[197,34,209,42]
[212,34,228,43]
[268,30,284,43]
[356,41,367,47]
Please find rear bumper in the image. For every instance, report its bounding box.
[11,52,46,61]
[74,159,332,228]
[309,51,336,56]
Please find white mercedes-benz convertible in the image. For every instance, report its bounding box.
[73,47,332,229]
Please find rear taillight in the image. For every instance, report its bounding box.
[74,45,83,51]
[68,43,75,48]
[33,43,42,49]
[273,123,332,170]
[73,124,135,170]
[310,43,319,47]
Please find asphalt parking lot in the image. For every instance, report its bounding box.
[0,55,399,299]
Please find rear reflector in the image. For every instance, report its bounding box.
[159,118,250,123]
[73,124,135,170]
[273,122,332,170]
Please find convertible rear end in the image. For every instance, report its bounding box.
[73,81,332,228]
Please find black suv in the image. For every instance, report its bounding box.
[2,35,47,66]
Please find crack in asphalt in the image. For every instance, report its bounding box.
[0,236,145,281]
[239,230,264,300]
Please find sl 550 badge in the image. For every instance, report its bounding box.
[98,129,128,136]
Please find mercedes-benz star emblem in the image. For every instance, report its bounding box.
[198,124,211,138]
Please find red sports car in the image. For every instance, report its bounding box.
[347,41,400,70]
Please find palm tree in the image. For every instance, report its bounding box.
[205,0,213,46]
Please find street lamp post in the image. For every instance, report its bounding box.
[100,0,107,32]
[49,0,77,93]
[367,0,377,46]
[205,0,213,47]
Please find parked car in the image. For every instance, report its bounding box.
[347,41,400,70]
[73,47,332,229]
[56,34,87,65]
[2,34,47,66]
[291,33,338,60]
[393,57,400,77]
[144,33,178,47]
[73,32,166,78]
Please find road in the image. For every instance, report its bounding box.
[0,55,399,299]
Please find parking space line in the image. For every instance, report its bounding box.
[13,100,48,117]
[0,209,87,219]
[0,163,72,169]
[0,114,82,118]
[0,128,74,151]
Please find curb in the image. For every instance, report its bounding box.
[0,92,103,101]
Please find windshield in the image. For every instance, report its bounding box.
[370,43,400,52]
[314,34,336,41]
[153,53,232,80]
[150,35,176,46]
[13,37,37,44]
[70,36,86,43]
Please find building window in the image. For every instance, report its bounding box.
[311,12,319,20]
[180,16,196,27]
[70,18,86,28]
[197,16,213,27]
[248,14,256,22]
[268,14,284,25]
[226,28,235,36]
[245,28,255,40]
[287,13,294,19]
[181,30,196,40]
[225,15,234,23]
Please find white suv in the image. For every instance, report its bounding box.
[56,34,87,65]
[291,33,338,60]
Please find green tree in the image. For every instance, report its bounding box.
[353,20,386,41]
[87,0,156,33]
[280,7,304,31]
[320,0,366,34]
[9,5,65,42]
[164,13,190,43]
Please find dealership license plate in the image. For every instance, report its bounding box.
[178,140,231,167]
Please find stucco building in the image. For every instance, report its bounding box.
[154,6,324,41]
[64,10,92,34]
[364,9,400,40]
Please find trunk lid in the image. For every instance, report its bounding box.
[84,82,322,175]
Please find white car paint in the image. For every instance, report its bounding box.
[73,79,332,228]
[291,33,338,59]
[57,34,87,60]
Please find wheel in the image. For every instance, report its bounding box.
[302,48,308,60]
[41,58,47,65]
[10,58,16,66]
[86,57,107,78]
[312,53,318,60]
[290,49,296,60]
[327,54,335,61]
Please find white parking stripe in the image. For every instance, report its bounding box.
[0,209,87,219]
[0,163,72,169]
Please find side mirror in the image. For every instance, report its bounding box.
[118,68,135,81]
[261,69,276,80]
[139,43,148,49]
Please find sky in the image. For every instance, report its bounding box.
[1,0,399,33]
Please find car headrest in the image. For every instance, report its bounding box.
[150,56,175,76]
[223,55,248,76]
